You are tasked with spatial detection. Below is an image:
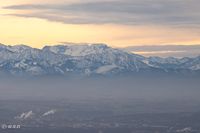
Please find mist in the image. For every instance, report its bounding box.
[0,75,199,101]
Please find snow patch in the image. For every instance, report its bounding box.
[26,66,44,75]
[190,64,200,70]
[96,64,117,74]
[42,109,57,117]
[15,111,34,120]
[176,127,192,132]
[142,59,158,68]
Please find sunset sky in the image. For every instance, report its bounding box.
[0,0,200,57]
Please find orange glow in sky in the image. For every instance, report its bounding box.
[0,0,200,48]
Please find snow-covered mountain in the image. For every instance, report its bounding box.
[0,43,199,76]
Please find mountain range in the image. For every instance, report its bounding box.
[0,43,199,76]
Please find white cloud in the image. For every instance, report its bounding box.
[123,45,200,57]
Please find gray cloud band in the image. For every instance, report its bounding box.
[123,45,200,57]
[3,0,200,26]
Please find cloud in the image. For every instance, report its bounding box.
[3,0,200,26]
[122,45,200,57]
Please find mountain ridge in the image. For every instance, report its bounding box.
[0,43,199,76]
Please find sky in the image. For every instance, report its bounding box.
[0,0,200,57]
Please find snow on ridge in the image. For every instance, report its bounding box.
[190,64,200,70]
[42,109,57,117]
[176,127,192,132]
[45,43,109,56]
[15,111,34,120]
[0,43,200,76]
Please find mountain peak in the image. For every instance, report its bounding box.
[0,43,7,48]
[43,43,110,56]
